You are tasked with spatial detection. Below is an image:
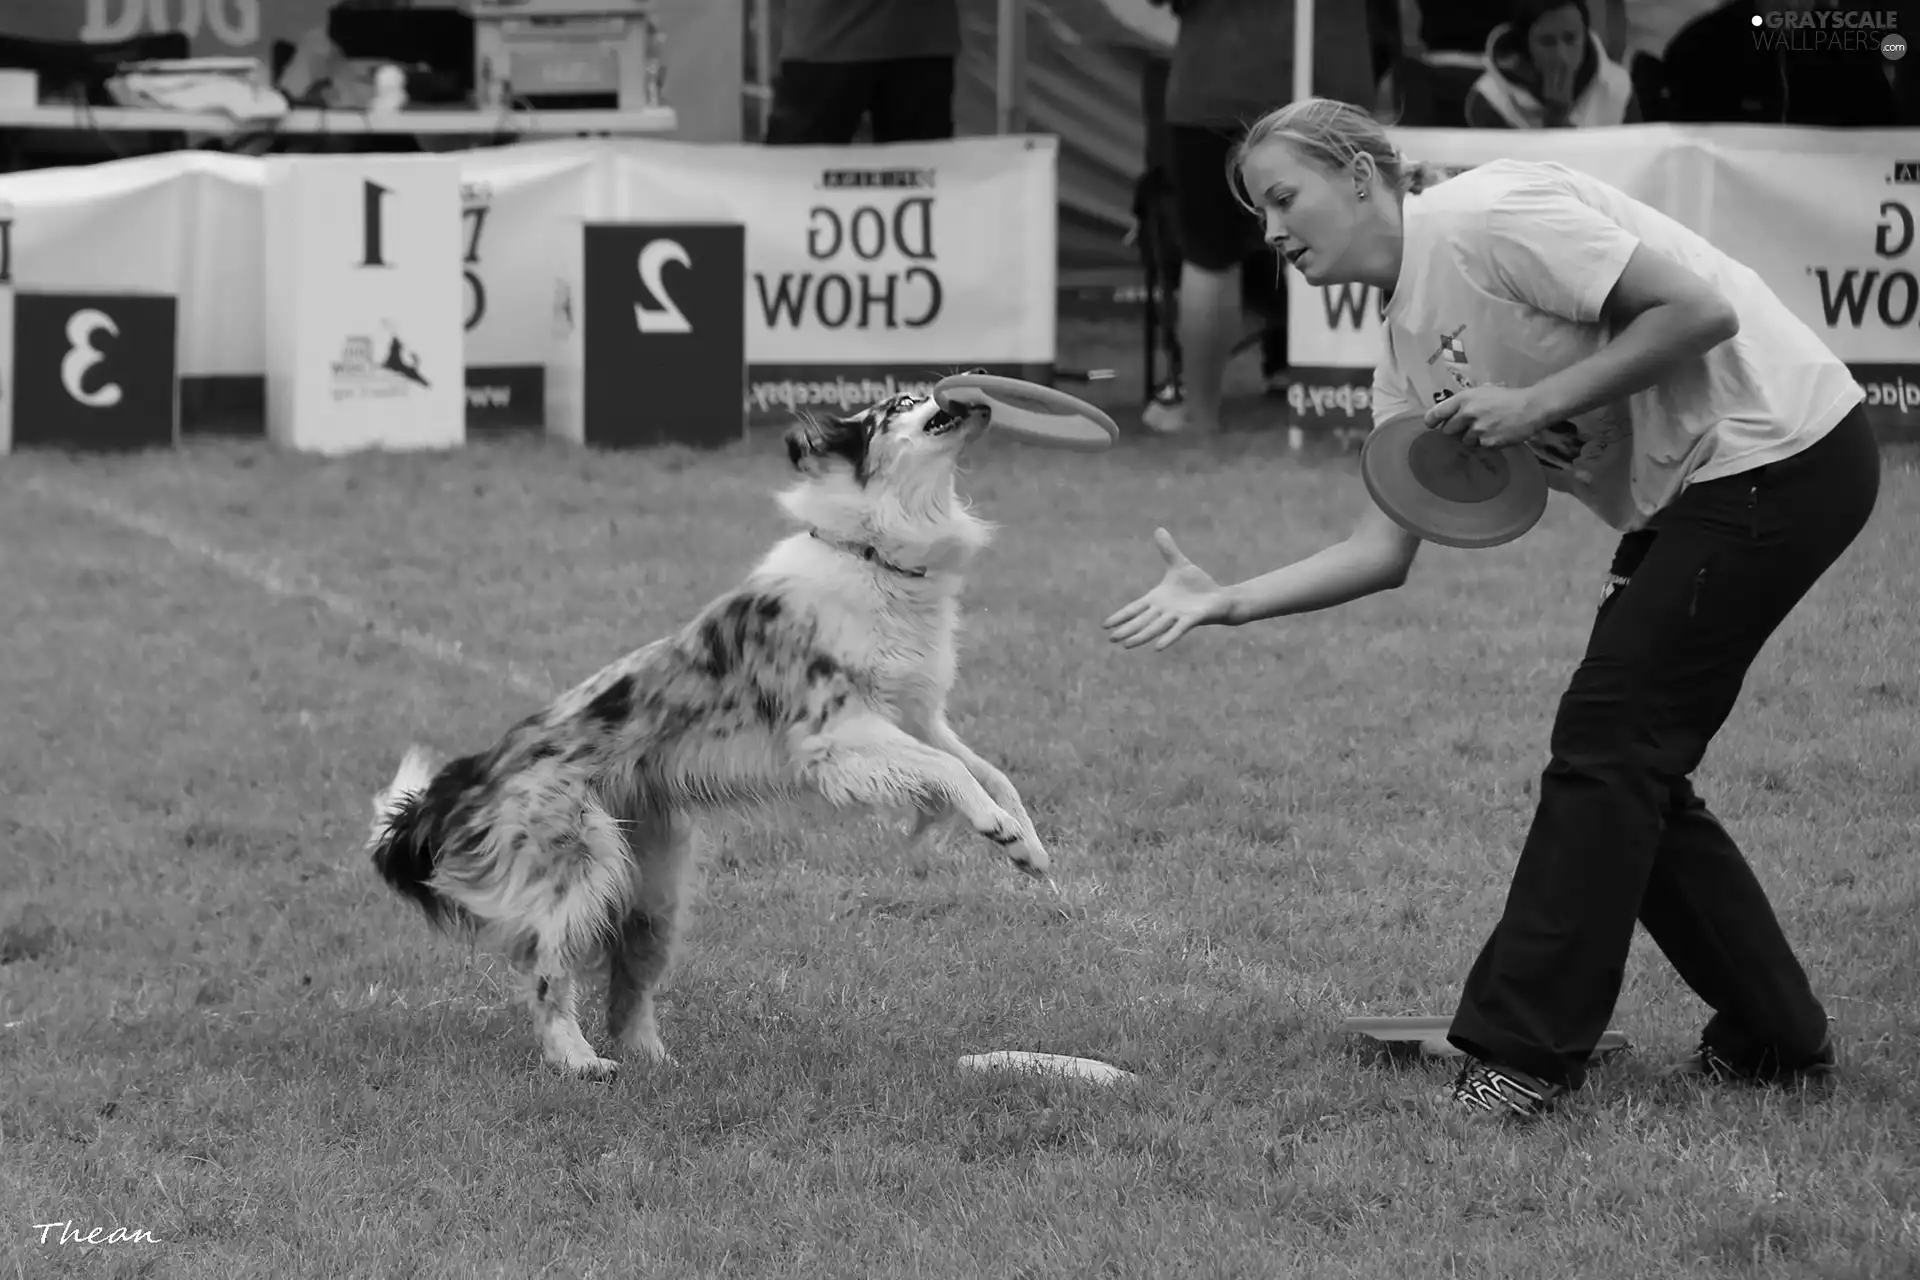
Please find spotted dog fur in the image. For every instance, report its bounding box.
[366,388,1050,1076]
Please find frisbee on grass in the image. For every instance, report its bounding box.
[1360,409,1549,549]
[933,372,1119,452]
[957,1051,1134,1084]
[1343,1015,1630,1060]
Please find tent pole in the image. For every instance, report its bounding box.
[995,0,1025,134]
[1292,0,1314,104]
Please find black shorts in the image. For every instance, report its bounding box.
[1167,121,1265,272]
[763,57,955,146]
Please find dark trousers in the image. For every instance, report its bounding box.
[762,57,955,146]
[1447,404,1883,1086]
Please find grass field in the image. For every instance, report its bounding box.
[4,402,1920,1278]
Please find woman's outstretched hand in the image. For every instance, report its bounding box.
[1102,527,1229,651]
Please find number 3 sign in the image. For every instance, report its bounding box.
[578,222,746,449]
[11,292,180,451]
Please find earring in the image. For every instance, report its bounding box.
[1356,187,1368,200]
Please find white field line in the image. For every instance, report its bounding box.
[17,475,556,700]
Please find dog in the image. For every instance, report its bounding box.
[365,389,1052,1076]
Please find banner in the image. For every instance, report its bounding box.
[0,134,1059,436]
[0,126,1910,445]
[1281,125,1919,443]
[605,135,1059,424]
[1703,133,1920,428]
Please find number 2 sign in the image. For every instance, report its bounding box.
[581,222,746,450]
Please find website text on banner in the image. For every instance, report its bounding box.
[1284,127,1920,443]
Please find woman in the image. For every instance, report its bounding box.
[1464,0,1639,130]
[1103,97,1880,1119]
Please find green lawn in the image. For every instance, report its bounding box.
[4,422,1918,1279]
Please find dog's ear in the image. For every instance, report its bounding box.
[784,412,873,479]
[783,419,818,471]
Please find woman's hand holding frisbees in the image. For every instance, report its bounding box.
[1424,384,1550,451]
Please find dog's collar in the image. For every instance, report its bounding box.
[810,530,928,578]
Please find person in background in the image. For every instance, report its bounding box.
[1465,0,1639,129]
[1143,0,1375,436]
[762,0,960,145]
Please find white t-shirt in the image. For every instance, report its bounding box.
[1371,158,1864,532]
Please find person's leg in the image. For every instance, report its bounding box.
[763,60,871,146]
[1639,776,1834,1080]
[868,55,956,142]
[1159,123,1257,434]
[1639,410,1882,1078]
[1448,406,1882,1100]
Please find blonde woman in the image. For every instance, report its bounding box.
[1104,98,1876,1119]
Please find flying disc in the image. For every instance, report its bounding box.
[933,372,1119,452]
[1343,1016,1629,1059]
[1359,409,1549,549]
[957,1051,1134,1084]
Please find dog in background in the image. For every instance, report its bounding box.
[365,390,1051,1076]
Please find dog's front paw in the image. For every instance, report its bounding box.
[1008,832,1051,880]
[979,805,1024,848]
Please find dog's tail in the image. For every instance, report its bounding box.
[367,746,473,932]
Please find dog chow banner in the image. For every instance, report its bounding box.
[1281,126,1920,443]
[1704,136,1920,437]
[604,135,1059,427]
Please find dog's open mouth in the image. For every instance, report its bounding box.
[926,405,977,436]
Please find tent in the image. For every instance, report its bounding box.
[959,0,1313,282]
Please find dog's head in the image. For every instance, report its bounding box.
[781,388,989,489]
[777,381,995,574]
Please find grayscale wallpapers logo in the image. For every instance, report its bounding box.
[1750,9,1905,57]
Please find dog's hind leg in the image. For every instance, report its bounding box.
[510,954,617,1078]
[462,795,633,1078]
[605,809,697,1066]
[794,713,1050,878]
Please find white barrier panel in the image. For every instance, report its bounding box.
[458,143,613,428]
[1281,125,1920,442]
[262,155,466,455]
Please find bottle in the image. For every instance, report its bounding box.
[644,20,666,107]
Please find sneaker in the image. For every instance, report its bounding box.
[1141,381,1185,435]
[1667,1034,1836,1087]
[1451,1059,1567,1120]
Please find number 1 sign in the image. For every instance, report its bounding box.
[261,155,465,455]
[548,222,747,450]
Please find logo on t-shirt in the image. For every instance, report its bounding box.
[1426,325,1469,369]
